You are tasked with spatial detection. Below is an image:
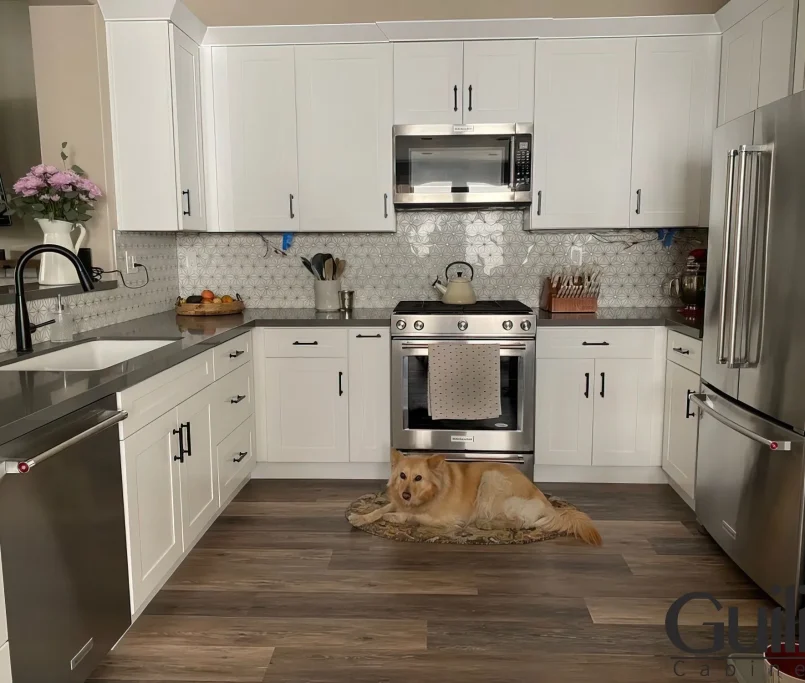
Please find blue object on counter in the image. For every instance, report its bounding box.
[658,228,678,248]
[282,233,294,252]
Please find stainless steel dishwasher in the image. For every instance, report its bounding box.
[0,396,131,682]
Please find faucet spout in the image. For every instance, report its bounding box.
[14,244,94,354]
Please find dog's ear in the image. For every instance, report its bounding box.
[427,454,446,470]
[390,449,404,468]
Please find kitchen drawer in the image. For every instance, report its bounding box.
[213,332,252,380]
[119,351,213,438]
[666,330,702,374]
[217,415,255,504]
[264,328,348,358]
[211,363,253,445]
[535,327,656,359]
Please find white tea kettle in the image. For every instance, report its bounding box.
[36,219,87,285]
[432,261,477,305]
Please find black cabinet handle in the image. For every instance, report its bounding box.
[356,334,382,339]
[289,193,294,219]
[453,85,458,112]
[231,395,246,404]
[584,372,590,399]
[384,193,389,219]
[182,189,191,216]
[673,347,691,355]
[184,421,192,457]
[536,190,542,216]
[600,372,606,398]
[338,371,344,396]
[468,85,473,111]
[293,341,318,346]
[233,451,248,463]
[635,188,642,215]
[173,422,190,462]
[229,349,245,358]
[583,341,610,346]
[686,390,696,419]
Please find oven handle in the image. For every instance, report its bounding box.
[399,343,529,350]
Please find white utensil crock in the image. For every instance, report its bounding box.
[314,280,341,312]
[36,219,87,285]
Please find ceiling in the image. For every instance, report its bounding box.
[184,0,732,26]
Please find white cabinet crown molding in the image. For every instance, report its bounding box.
[716,0,774,31]
[98,0,207,45]
[204,23,389,47]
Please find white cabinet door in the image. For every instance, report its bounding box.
[630,36,718,228]
[462,40,535,123]
[592,359,655,467]
[756,0,796,108]
[535,359,595,466]
[170,26,207,232]
[217,415,255,503]
[265,357,349,462]
[394,42,463,124]
[531,39,636,229]
[662,361,700,500]
[295,44,394,232]
[121,411,183,613]
[0,642,10,683]
[348,329,391,462]
[177,386,217,549]
[212,46,299,232]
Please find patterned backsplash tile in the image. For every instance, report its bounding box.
[178,210,706,310]
[0,231,179,351]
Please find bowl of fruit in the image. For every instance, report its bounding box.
[175,290,245,316]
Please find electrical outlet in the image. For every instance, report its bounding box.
[124,251,137,274]
[569,245,584,267]
[185,252,197,273]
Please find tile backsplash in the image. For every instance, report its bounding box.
[179,210,705,310]
[0,232,179,351]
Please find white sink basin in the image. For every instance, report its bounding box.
[0,339,176,372]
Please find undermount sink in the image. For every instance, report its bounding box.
[0,339,176,372]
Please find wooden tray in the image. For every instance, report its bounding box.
[175,299,245,316]
[540,278,598,313]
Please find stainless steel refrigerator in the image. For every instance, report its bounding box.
[695,91,805,608]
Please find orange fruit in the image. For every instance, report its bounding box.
[201,289,215,301]
[221,295,234,303]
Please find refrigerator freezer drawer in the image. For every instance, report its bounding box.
[694,389,805,607]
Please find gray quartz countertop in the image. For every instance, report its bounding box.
[537,307,703,339]
[0,305,700,447]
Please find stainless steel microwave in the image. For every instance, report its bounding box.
[393,124,533,207]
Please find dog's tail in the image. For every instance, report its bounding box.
[542,507,602,546]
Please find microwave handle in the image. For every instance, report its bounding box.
[509,137,516,190]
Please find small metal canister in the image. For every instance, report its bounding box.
[339,290,355,312]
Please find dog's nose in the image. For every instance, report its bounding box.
[402,491,411,500]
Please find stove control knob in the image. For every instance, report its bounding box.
[457,320,468,331]
[502,320,514,331]
[414,320,424,331]
[520,320,532,331]
[396,319,407,330]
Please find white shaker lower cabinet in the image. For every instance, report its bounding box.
[348,329,391,462]
[535,327,664,476]
[218,416,256,503]
[264,357,350,462]
[662,361,700,501]
[176,385,217,549]
[0,643,11,683]
[120,410,184,613]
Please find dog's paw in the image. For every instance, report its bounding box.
[381,512,410,524]
[348,513,369,527]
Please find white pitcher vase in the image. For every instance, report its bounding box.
[35,219,87,285]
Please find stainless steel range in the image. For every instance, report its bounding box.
[391,300,536,470]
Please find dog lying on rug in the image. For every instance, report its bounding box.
[348,450,602,546]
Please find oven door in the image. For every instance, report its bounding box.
[391,338,535,454]
[393,124,533,206]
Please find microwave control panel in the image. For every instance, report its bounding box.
[513,136,532,191]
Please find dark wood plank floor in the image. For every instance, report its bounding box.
[90,481,770,683]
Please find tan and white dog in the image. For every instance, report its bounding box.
[348,450,602,545]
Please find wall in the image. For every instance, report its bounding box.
[186,0,730,26]
[0,232,178,351]
[178,211,704,309]
[0,0,42,252]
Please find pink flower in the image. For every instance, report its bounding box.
[75,176,102,199]
[49,171,78,191]
[13,174,45,196]
[31,164,47,177]
[44,165,58,175]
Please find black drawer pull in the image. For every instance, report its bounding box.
[172,425,189,463]
[356,334,382,338]
[293,341,318,346]
[686,390,696,419]
[673,347,691,355]
[233,451,248,463]
[600,372,606,398]
[231,395,246,404]
[338,371,344,396]
[582,341,610,346]
[229,349,245,358]
[584,372,590,398]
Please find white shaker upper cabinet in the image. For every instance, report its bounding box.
[394,42,463,124]
[630,36,719,229]
[212,46,299,232]
[295,44,394,233]
[462,40,535,123]
[718,0,796,124]
[531,39,636,230]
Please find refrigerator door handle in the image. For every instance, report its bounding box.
[717,150,739,365]
[728,148,750,368]
[690,393,792,451]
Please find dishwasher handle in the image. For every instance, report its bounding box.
[6,410,128,474]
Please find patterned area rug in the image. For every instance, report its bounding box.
[345,491,576,545]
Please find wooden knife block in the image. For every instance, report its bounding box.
[540,278,599,313]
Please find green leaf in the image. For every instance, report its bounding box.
[61,141,67,149]
[64,209,78,221]
[78,214,91,222]
[31,203,45,211]
[60,151,68,162]
[63,191,78,199]
[71,164,86,176]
